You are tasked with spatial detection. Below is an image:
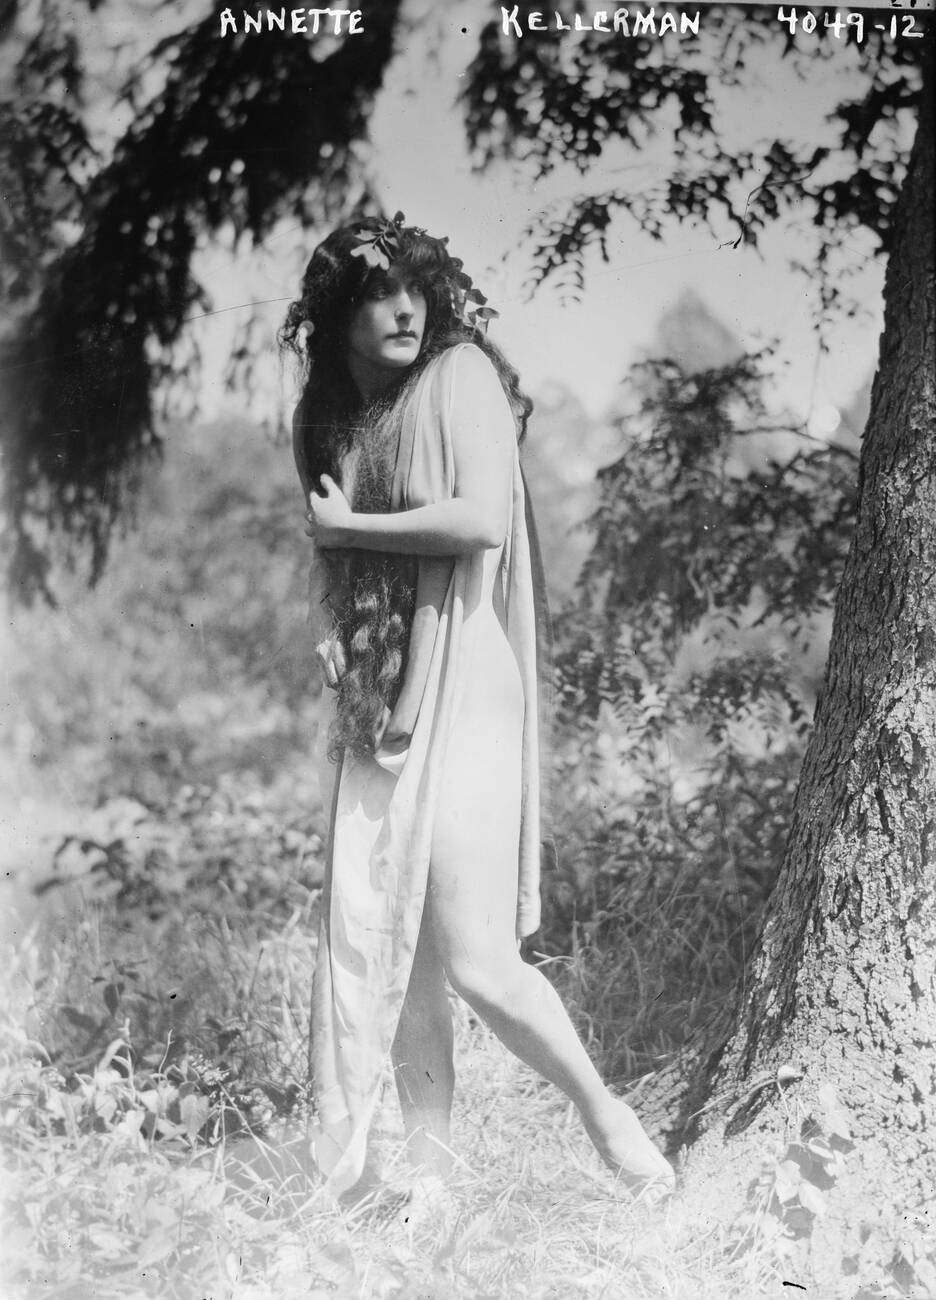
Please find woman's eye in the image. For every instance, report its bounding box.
[365,279,424,303]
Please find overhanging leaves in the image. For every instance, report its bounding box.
[1,0,403,600]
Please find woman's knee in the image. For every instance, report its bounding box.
[443,948,525,1012]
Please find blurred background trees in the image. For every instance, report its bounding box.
[1,0,924,600]
[2,0,402,596]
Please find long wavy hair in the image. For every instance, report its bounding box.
[280,218,532,761]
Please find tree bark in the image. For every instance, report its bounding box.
[642,43,935,1289]
[713,31,935,1127]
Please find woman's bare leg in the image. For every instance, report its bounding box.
[428,679,673,1188]
[391,913,455,1178]
[427,866,672,1185]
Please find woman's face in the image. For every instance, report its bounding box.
[346,272,427,378]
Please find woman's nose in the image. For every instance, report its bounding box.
[393,290,414,318]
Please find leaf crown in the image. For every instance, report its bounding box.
[350,211,500,333]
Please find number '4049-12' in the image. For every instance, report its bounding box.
[776,7,925,42]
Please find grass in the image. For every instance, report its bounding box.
[0,846,789,1300]
[0,979,783,1299]
[0,730,898,1299]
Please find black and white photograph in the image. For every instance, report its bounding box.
[1,1,934,1296]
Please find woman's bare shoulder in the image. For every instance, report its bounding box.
[441,340,494,372]
[433,342,505,399]
[418,344,513,437]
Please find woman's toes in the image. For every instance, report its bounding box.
[585,1098,676,1194]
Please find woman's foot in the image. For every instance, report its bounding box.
[582,1097,676,1197]
[388,1171,454,1236]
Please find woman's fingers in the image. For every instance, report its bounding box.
[315,637,345,687]
[305,477,349,547]
[316,644,337,687]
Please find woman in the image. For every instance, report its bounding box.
[281,214,674,1203]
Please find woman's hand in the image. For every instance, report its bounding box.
[315,634,347,688]
[305,475,353,549]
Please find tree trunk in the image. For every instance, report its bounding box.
[645,47,935,1292]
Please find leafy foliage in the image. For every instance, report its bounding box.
[462,9,923,296]
[0,1013,336,1299]
[0,10,93,303]
[543,750,795,1085]
[1,0,402,600]
[1,1,925,598]
[540,350,858,1075]
[3,415,321,805]
[555,351,855,738]
[37,782,324,923]
[0,808,321,1296]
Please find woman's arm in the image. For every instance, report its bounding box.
[305,347,515,557]
[307,486,505,556]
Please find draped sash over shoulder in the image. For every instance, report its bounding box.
[310,343,549,1195]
